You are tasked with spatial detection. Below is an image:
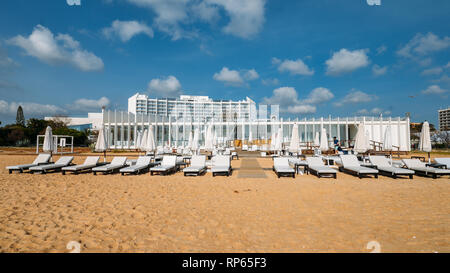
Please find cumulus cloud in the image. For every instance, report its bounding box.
[147,75,182,97]
[261,78,279,86]
[244,69,259,80]
[421,85,447,95]
[7,25,104,72]
[70,97,110,112]
[334,89,377,107]
[421,67,443,76]
[262,86,334,114]
[357,108,391,116]
[213,67,259,86]
[372,64,387,76]
[0,100,65,118]
[325,49,370,76]
[397,32,450,58]
[276,58,314,76]
[103,20,153,42]
[125,0,266,39]
[376,45,387,55]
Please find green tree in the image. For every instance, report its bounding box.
[16,105,25,127]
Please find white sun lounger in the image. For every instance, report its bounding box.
[6,154,51,174]
[120,156,155,175]
[92,157,127,175]
[150,155,177,175]
[306,157,337,178]
[434,158,450,169]
[339,154,378,178]
[29,156,74,174]
[273,157,295,178]
[183,155,207,176]
[62,156,100,175]
[211,155,232,177]
[402,159,450,179]
[368,155,414,179]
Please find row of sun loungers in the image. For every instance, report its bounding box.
[6,154,233,177]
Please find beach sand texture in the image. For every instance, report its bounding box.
[0,153,449,253]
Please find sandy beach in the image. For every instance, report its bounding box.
[0,150,449,253]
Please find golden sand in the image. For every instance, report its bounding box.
[0,153,449,253]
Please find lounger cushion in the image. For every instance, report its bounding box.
[29,156,74,171]
[150,165,175,172]
[434,158,450,169]
[6,154,52,170]
[377,166,414,175]
[62,156,100,171]
[410,166,450,174]
[345,166,378,174]
[7,163,38,170]
[309,166,337,174]
[183,166,206,173]
[274,166,295,173]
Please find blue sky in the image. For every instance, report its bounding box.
[0,0,449,125]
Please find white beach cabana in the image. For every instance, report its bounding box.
[95,126,108,162]
[319,128,329,152]
[419,121,432,163]
[353,123,368,154]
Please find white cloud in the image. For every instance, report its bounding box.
[372,64,387,76]
[357,108,391,116]
[421,85,447,95]
[125,0,266,39]
[421,67,443,76]
[70,97,110,112]
[147,75,182,97]
[397,32,450,58]
[303,87,334,104]
[261,78,279,86]
[207,0,266,39]
[8,25,103,72]
[376,45,387,55]
[244,69,259,80]
[213,67,259,86]
[262,86,334,114]
[334,89,377,107]
[325,49,370,76]
[103,20,153,42]
[276,58,314,76]
[0,100,65,118]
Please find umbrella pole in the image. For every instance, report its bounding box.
[428,152,431,164]
[103,151,106,163]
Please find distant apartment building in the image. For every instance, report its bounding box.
[127,93,279,122]
[438,107,450,130]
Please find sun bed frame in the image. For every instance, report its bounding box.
[62,156,100,175]
[120,156,155,175]
[306,157,337,179]
[29,156,74,174]
[183,155,207,176]
[339,155,378,179]
[211,155,232,177]
[6,153,51,174]
[92,157,127,175]
[368,155,414,179]
[273,157,295,178]
[402,159,450,179]
[150,155,177,176]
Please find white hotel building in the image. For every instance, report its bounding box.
[97,93,411,151]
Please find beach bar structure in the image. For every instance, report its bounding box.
[102,110,411,152]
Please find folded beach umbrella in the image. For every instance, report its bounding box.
[95,126,108,162]
[353,123,368,154]
[289,124,299,153]
[383,125,393,165]
[314,131,320,147]
[188,131,193,150]
[270,131,277,151]
[419,121,432,163]
[192,128,200,154]
[319,128,329,152]
[274,127,283,151]
[43,126,54,156]
[248,129,253,145]
[365,131,371,151]
[145,126,156,154]
[135,131,142,150]
[140,129,148,153]
[204,125,214,152]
